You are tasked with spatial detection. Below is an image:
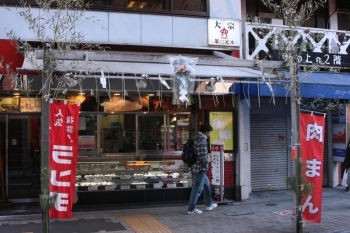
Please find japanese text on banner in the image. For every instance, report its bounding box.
[49,102,80,219]
[300,112,325,223]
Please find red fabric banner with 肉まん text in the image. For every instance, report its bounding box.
[49,101,80,218]
[300,112,325,223]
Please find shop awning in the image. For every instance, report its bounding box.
[18,56,263,78]
[234,71,350,99]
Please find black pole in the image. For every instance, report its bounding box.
[41,44,51,233]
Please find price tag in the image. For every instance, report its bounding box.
[81,168,89,172]
[94,168,101,172]
[94,178,103,183]
[136,184,146,189]
[105,185,116,190]
[120,185,130,190]
[88,185,98,191]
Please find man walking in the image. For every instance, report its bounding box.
[343,140,350,191]
[187,124,217,214]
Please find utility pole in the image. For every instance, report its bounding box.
[290,57,302,233]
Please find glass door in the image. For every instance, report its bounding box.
[137,115,164,152]
[7,115,41,201]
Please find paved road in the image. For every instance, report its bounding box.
[0,187,349,233]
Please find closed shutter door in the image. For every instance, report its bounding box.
[250,97,289,191]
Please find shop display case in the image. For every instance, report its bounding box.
[75,156,192,192]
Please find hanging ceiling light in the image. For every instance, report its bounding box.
[205,77,217,92]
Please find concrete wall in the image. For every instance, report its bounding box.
[0,0,241,49]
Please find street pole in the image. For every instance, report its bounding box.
[290,58,302,233]
[41,44,51,233]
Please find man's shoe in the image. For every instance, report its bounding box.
[206,203,218,211]
[188,208,203,214]
[346,187,349,192]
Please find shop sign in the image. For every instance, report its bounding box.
[210,144,224,203]
[208,111,234,151]
[0,97,19,112]
[300,112,325,223]
[20,97,41,112]
[208,19,241,47]
[49,101,80,219]
[78,136,96,149]
[271,50,350,67]
[332,105,346,162]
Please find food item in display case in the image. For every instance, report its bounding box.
[166,182,177,188]
[133,173,144,179]
[171,172,180,178]
[153,182,164,188]
[126,161,151,170]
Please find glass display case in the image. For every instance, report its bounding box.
[75,156,191,192]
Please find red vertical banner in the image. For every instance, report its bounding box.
[300,112,325,223]
[49,101,80,218]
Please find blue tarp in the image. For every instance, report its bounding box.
[232,72,350,99]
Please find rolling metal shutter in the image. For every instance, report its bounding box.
[250,97,290,191]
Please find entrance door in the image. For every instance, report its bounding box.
[7,115,41,201]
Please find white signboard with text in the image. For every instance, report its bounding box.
[208,19,241,47]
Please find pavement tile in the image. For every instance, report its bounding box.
[0,187,349,233]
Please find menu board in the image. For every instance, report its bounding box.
[208,111,234,151]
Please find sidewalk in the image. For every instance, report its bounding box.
[0,187,349,233]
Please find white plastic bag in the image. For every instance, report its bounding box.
[342,170,348,188]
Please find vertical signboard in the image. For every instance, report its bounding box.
[208,111,233,151]
[346,104,350,152]
[210,144,224,203]
[49,101,80,218]
[332,105,346,162]
[300,112,325,223]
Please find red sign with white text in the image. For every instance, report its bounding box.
[300,112,325,223]
[49,101,80,218]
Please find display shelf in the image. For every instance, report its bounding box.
[75,158,191,192]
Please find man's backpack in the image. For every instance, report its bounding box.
[182,138,197,166]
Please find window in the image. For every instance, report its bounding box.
[91,0,208,16]
[78,114,98,152]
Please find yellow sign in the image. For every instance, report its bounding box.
[209,111,233,151]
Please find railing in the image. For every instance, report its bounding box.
[245,22,350,60]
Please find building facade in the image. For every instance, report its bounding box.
[0,0,349,205]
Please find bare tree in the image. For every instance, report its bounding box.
[257,0,327,232]
[5,0,104,231]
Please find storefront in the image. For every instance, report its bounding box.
[235,71,350,191]
[0,50,263,204]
